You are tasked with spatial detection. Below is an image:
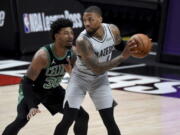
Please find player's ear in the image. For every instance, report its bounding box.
[54,33,59,40]
[54,33,58,39]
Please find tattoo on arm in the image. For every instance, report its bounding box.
[76,38,99,69]
[76,37,127,74]
[109,24,121,45]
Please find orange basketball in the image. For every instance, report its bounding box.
[130,34,152,58]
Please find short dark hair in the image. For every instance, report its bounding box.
[84,6,102,16]
[50,18,73,40]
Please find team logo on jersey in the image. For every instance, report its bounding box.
[45,65,64,76]
[51,59,56,65]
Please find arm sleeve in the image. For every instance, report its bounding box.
[114,40,126,51]
[21,76,40,109]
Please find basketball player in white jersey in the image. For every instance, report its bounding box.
[54,6,138,135]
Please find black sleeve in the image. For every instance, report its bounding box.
[114,40,126,51]
[21,76,40,109]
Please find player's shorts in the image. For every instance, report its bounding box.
[19,85,65,115]
[34,86,65,115]
[64,66,117,110]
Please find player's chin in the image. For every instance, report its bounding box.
[87,29,93,33]
[87,29,96,35]
[65,45,72,49]
[86,27,93,33]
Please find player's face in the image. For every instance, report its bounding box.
[55,27,74,49]
[83,12,102,34]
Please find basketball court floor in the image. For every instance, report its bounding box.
[0,53,180,135]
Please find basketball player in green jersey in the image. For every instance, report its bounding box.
[2,18,89,135]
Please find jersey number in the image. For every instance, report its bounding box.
[43,77,62,89]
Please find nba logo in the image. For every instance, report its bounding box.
[23,14,30,33]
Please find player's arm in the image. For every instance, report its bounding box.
[110,24,140,58]
[110,24,128,51]
[76,36,137,75]
[22,49,48,109]
[63,46,77,74]
[26,49,48,81]
[71,46,77,66]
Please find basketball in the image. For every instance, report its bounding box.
[130,34,152,58]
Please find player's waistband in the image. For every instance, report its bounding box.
[73,65,106,77]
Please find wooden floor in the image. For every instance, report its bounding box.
[0,84,180,135]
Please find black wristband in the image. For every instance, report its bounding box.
[22,76,39,109]
[114,40,126,51]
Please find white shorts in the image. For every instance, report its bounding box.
[64,67,117,110]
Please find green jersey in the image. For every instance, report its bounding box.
[18,43,73,103]
[35,43,72,90]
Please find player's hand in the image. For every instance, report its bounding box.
[63,56,72,74]
[27,107,41,120]
[121,39,138,59]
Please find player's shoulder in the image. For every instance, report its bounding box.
[33,47,49,63]
[108,23,120,32]
[29,47,49,69]
[76,35,91,49]
[79,29,87,36]
[78,29,90,39]
[76,35,84,42]
[107,23,121,38]
[76,31,88,44]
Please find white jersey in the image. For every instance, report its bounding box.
[75,23,115,75]
[64,23,117,110]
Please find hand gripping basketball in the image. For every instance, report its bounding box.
[130,34,152,58]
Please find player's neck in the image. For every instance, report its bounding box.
[53,42,67,57]
[93,25,104,40]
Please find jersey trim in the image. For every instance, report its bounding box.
[50,43,68,60]
[91,24,107,43]
[107,24,116,45]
